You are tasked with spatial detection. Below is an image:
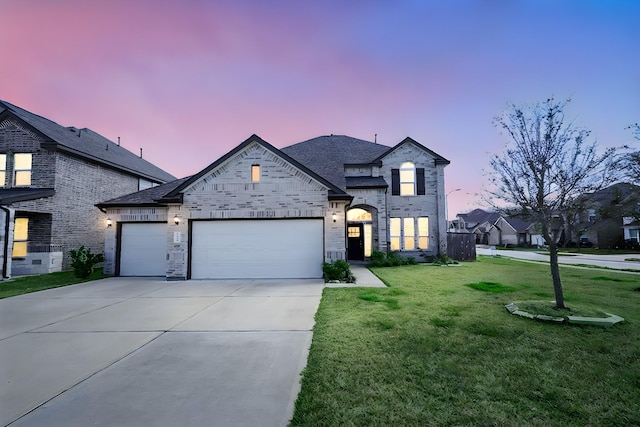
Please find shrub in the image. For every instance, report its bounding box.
[69,246,105,278]
[369,250,417,267]
[323,259,356,283]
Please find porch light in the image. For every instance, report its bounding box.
[332,212,337,223]
[106,218,112,228]
[174,214,181,225]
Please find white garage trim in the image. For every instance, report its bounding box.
[190,219,323,279]
[119,223,167,276]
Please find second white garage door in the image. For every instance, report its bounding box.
[191,219,323,279]
[119,223,167,276]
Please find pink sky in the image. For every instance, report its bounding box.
[2,0,638,218]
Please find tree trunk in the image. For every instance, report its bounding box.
[548,242,566,309]
[541,219,566,309]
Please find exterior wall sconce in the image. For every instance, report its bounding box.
[332,212,337,223]
[174,214,181,225]
[106,218,112,228]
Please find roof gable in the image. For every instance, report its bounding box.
[374,137,450,165]
[162,134,350,202]
[0,100,175,183]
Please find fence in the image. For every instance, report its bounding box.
[447,233,476,261]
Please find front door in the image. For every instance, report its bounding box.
[347,224,365,260]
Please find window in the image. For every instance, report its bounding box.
[347,208,372,221]
[390,218,401,250]
[13,218,28,258]
[14,153,32,186]
[630,228,639,243]
[0,154,6,187]
[391,163,425,196]
[251,165,260,182]
[418,217,429,249]
[399,162,415,196]
[390,216,429,250]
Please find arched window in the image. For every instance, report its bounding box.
[347,208,372,222]
[399,162,415,196]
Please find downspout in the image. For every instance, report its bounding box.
[1,206,11,279]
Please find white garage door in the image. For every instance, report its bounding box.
[191,219,323,279]
[120,223,167,276]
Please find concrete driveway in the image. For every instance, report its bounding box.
[0,277,325,426]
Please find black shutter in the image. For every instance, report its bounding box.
[416,168,425,195]
[391,169,400,195]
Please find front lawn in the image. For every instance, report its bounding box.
[0,268,106,299]
[291,257,640,426]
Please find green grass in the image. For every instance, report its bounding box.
[0,268,106,298]
[291,256,640,426]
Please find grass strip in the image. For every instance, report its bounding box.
[0,268,106,298]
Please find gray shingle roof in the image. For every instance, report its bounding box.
[281,135,390,190]
[0,188,55,204]
[0,100,175,183]
[345,176,388,189]
[96,176,192,208]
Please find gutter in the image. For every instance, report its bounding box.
[1,205,11,279]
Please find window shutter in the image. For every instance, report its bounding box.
[391,169,400,195]
[416,168,425,195]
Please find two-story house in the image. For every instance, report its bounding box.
[98,134,450,280]
[0,100,175,278]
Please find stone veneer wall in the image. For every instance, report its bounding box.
[104,142,347,279]
[379,141,447,256]
[1,118,143,270]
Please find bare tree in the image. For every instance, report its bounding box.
[624,123,640,184]
[486,98,618,309]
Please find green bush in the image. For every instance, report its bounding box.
[323,259,356,283]
[69,246,105,278]
[369,250,417,267]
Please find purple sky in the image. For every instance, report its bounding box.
[2,0,638,217]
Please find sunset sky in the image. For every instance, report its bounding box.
[1,0,638,217]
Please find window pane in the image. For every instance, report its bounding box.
[390,218,401,237]
[15,171,31,186]
[14,153,32,169]
[0,171,5,187]
[0,154,5,170]
[12,241,27,257]
[418,237,429,249]
[418,217,429,236]
[399,169,414,182]
[347,208,372,221]
[400,183,414,196]
[14,218,29,240]
[404,218,415,250]
[364,224,372,257]
[390,237,400,251]
[251,165,260,182]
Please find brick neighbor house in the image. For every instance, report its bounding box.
[98,134,450,280]
[0,100,175,278]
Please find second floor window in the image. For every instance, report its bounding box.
[251,165,260,182]
[14,153,32,186]
[391,163,426,196]
[0,154,6,187]
[400,162,415,196]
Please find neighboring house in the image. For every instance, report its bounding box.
[622,217,640,247]
[455,208,541,247]
[97,134,450,280]
[0,100,175,278]
[573,182,640,248]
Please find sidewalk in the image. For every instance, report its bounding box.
[325,264,387,288]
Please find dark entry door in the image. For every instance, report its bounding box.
[347,224,365,260]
